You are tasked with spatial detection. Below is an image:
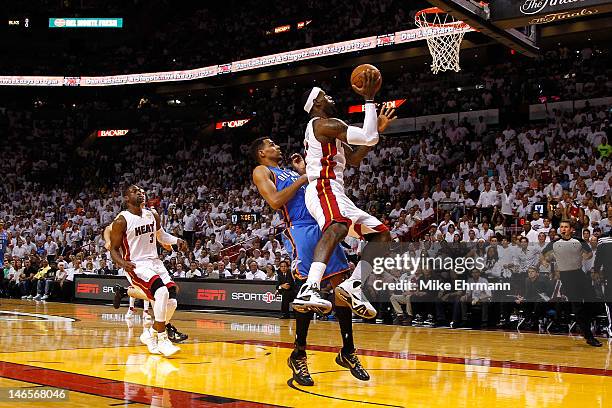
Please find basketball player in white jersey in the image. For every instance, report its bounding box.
[108,185,188,356]
[294,69,394,316]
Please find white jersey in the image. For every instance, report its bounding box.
[117,209,158,262]
[304,117,346,186]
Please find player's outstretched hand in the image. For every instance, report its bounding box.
[290,153,306,174]
[177,238,189,253]
[377,104,397,133]
[352,69,379,100]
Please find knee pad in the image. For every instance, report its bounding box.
[150,279,167,298]
[167,298,178,308]
[168,285,177,299]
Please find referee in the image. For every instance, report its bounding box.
[542,220,602,347]
[594,231,612,338]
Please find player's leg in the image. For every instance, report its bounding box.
[295,182,351,312]
[280,229,316,386]
[164,285,188,343]
[126,296,136,318]
[334,202,388,318]
[155,261,188,343]
[287,292,315,386]
[329,274,370,381]
[149,279,180,356]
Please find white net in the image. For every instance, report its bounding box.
[415,8,468,74]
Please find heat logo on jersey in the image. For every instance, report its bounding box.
[134,222,155,237]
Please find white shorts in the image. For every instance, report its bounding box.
[125,258,175,300]
[305,178,388,238]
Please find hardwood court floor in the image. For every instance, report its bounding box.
[0,299,610,407]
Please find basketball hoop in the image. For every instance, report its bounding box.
[415,7,470,74]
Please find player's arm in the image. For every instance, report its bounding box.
[150,208,188,252]
[108,216,136,274]
[344,104,396,166]
[252,165,307,210]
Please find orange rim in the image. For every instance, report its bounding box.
[415,7,470,29]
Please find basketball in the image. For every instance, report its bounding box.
[350,64,382,93]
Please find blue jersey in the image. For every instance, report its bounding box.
[268,166,316,226]
[267,166,349,280]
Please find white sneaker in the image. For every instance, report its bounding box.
[125,309,135,319]
[291,283,332,314]
[143,311,153,323]
[140,328,160,354]
[21,295,28,300]
[27,295,33,299]
[41,295,49,300]
[156,331,180,357]
[335,279,377,319]
[33,295,42,301]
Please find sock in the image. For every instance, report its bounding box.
[335,306,355,354]
[305,262,327,288]
[165,299,177,323]
[153,288,169,328]
[129,296,135,309]
[350,260,372,282]
[144,300,150,312]
[292,311,313,358]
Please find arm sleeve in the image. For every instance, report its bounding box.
[156,228,179,246]
[346,103,378,146]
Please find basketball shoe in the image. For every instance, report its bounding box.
[287,353,314,386]
[156,330,180,357]
[335,279,377,319]
[113,285,127,309]
[140,327,160,354]
[292,282,332,314]
[166,323,188,343]
[335,350,370,381]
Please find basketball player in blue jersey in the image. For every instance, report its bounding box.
[251,138,370,386]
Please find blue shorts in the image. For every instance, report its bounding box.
[282,222,350,281]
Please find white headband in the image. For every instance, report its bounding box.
[303,87,322,113]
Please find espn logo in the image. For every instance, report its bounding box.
[76,283,100,294]
[197,289,226,301]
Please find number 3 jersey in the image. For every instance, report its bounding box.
[118,209,158,262]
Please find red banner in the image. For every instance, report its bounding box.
[215,118,251,130]
[348,99,406,113]
[96,129,129,137]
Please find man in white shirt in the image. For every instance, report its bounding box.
[43,237,58,262]
[520,221,540,244]
[245,261,266,280]
[421,201,435,220]
[543,177,563,202]
[182,208,197,246]
[476,182,497,221]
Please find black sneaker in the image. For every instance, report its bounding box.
[166,323,188,343]
[113,285,127,309]
[586,337,602,347]
[287,354,314,386]
[335,351,370,381]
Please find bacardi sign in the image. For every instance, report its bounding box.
[215,118,251,129]
[97,129,129,137]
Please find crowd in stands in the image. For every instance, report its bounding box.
[0,38,610,329]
